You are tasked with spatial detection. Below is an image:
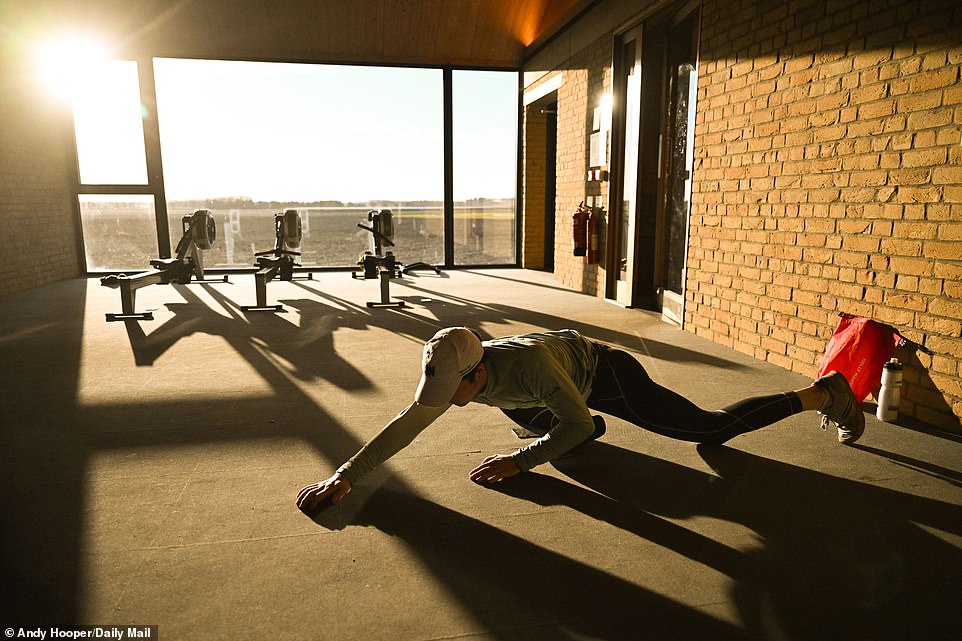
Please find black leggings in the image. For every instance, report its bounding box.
[503,346,803,446]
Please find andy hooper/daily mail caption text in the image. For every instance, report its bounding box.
[5,627,156,640]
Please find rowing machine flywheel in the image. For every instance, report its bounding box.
[281,208,302,250]
[190,209,217,250]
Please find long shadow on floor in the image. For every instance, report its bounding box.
[1,281,87,624]
[346,483,747,641]
[483,442,962,641]
[390,278,750,370]
[110,275,749,378]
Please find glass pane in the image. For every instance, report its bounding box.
[79,195,157,270]
[153,59,444,268]
[619,40,640,288]
[73,60,148,185]
[664,61,696,294]
[452,70,518,265]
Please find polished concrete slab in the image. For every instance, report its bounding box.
[1,269,961,640]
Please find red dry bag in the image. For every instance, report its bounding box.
[816,313,905,402]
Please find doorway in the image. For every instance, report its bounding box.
[611,24,644,306]
[522,95,558,271]
[658,9,699,324]
[606,1,700,325]
[544,101,557,272]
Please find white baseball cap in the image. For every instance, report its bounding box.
[415,327,484,407]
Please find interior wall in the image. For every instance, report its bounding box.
[0,54,82,296]
[690,0,962,431]
[546,38,613,297]
[521,0,661,298]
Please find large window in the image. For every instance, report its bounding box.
[71,59,153,271]
[452,70,518,265]
[70,59,518,271]
[153,60,445,269]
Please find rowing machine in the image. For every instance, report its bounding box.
[101,209,228,321]
[352,209,405,308]
[241,209,314,312]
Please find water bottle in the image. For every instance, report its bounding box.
[876,358,903,422]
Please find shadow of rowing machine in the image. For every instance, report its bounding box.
[100,209,229,322]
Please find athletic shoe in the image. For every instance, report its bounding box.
[814,371,865,444]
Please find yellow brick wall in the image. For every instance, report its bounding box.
[550,36,612,297]
[522,105,547,269]
[691,0,962,430]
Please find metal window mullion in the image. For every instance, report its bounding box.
[66,96,88,274]
[514,71,522,267]
[138,57,171,258]
[443,68,454,268]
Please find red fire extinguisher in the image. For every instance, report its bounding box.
[586,208,599,264]
[572,202,589,256]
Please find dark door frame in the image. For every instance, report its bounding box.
[605,0,700,311]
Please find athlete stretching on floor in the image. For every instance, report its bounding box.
[296,327,863,512]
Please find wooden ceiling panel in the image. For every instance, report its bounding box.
[3,0,595,67]
[414,2,443,64]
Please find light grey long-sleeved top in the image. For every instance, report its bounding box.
[336,329,600,482]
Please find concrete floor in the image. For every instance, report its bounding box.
[1,268,961,640]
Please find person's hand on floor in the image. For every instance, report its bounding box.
[296,473,352,513]
[469,454,521,484]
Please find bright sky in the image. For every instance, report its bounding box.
[70,58,518,203]
[71,60,150,185]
